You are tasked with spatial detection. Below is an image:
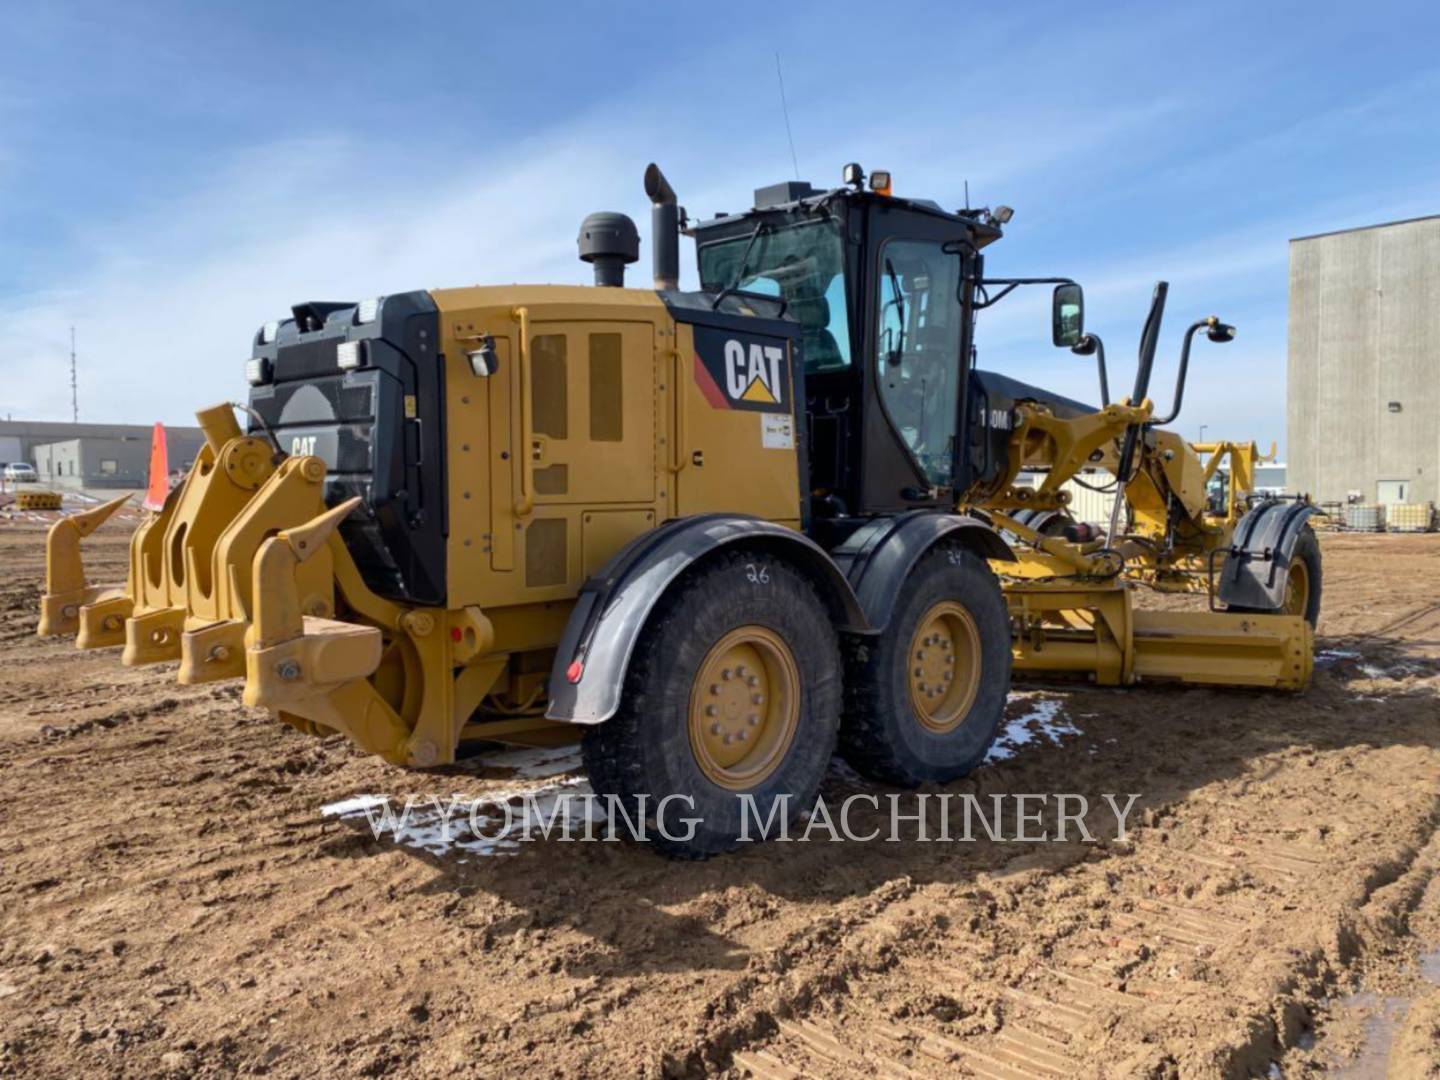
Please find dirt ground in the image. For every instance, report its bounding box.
[1,523,1437,1078]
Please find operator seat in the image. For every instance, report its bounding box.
[788,293,844,371]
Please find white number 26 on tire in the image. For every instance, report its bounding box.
[745,563,770,585]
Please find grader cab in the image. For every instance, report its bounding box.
[39,162,1318,857]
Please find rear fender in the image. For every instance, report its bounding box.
[545,515,867,724]
[1217,500,1322,610]
[831,511,1016,633]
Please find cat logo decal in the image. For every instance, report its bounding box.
[692,326,791,413]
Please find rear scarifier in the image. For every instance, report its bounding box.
[583,550,842,858]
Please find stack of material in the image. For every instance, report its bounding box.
[1343,504,1386,532]
[1387,503,1436,533]
[14,491,62,511]
[1313,503,1345,530]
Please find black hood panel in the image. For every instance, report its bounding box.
[247,290,447,606]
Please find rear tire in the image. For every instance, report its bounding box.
[841,545,1011,786]
[581,551,841,858]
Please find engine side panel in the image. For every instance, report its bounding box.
[432,285,674,613]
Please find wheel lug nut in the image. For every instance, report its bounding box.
[723,733,733,745]
[710,684,721,695]
[710,723,723,735]
[747,714,760,726]
[706,705,718,717]
[751,693,763,705]
[746,675,759,687]
[736,729,748,742]
[913,667,923,677]
[721,668,732,680]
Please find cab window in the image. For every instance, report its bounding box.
[698,220,852,373]
[875,238,962,487]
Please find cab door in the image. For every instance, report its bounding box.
[858,205,972,512]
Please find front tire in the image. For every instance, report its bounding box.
[581,551,841,858]
[1229,527,1322,628]
[841,545,1011,786]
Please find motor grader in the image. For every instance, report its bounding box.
[38,162,1319,857]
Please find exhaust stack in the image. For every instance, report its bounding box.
[644,163,679,291]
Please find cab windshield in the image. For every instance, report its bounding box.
[697,219,852,372]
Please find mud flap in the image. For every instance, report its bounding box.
[1216,500,1321,612]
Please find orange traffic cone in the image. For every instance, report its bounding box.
[142,422,170,511]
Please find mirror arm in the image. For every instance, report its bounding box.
[1072,334,1109,406]
[1153,321,1206,426]
[974,276,1076,311]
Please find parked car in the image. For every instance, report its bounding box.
[3,462,38,483]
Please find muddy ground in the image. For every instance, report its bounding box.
[0,523,1437,1078]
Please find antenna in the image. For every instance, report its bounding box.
[774,52,801,181]
[69,326,78,423]
[964,180,970,211]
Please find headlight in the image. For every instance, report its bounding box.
[356,297,382,324]
[336,340,363,371]
[245,357,273,386]
[259,320,280,344]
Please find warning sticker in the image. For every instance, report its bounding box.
[761,413,794,450]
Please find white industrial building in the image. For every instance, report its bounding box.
[1287,215,1440,507]
[0,420,204,490]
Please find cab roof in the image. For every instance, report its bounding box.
[690,184,1004,249]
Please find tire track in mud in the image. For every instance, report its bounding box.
[715,661,1440,1078]
[727,795,1440,1079]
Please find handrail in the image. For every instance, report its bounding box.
[511,306,534,517]
[665,344,688,474]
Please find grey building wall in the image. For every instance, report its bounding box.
[1288,215,1440,506]
[32,431,206,490]
[0,421,204,470]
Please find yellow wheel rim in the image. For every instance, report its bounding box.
[687,625,800,790]
[1284,558,1311,618]
[907,601,982,734]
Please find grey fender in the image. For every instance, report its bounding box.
[830,511,1016,633]
[544,515,868,724]
[1217,500,1322,610]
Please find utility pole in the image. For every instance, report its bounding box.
[70,326,78,423]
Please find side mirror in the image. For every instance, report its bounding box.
[467,336,499,377]
[1052,283,1084,348]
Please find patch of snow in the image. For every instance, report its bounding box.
[985,695,1081,764]
[320,771,605,861]
[320,794,389,818]
[478,744,583,780]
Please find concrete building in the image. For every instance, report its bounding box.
[1288,215,1440,506]
[0,421,204,490]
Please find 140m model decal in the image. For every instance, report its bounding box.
[692,325,791,412]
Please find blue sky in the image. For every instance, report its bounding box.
[2,0,1438,456]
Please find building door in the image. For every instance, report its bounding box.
[1378,480,1409,504]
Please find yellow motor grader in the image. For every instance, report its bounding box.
[39,163,1317,856]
